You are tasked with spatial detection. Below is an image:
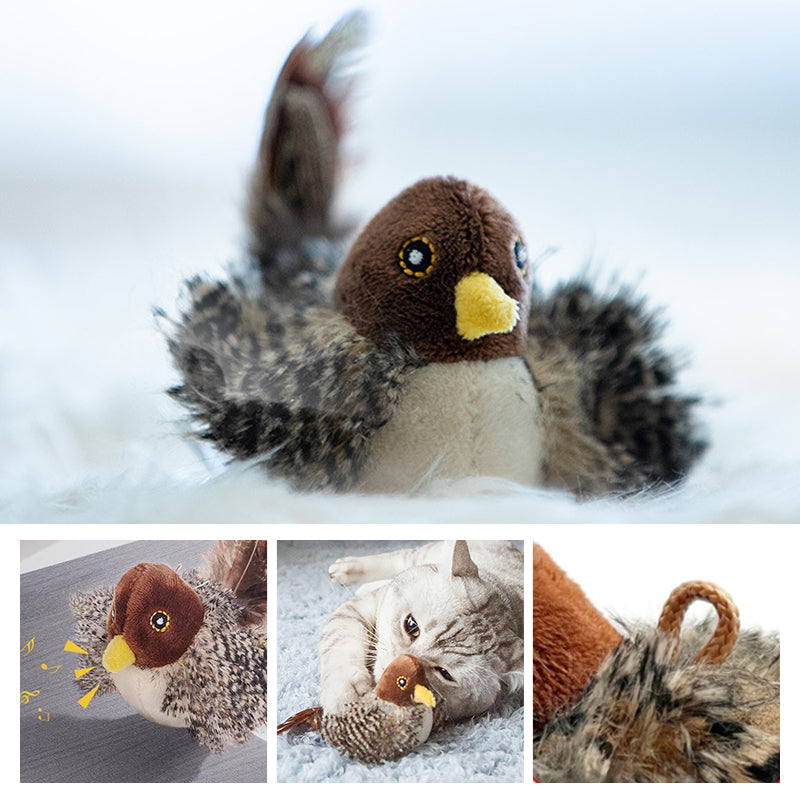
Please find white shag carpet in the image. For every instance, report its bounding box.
[1,2,798,524]
[276,540,523,782]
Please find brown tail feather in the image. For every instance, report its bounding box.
[247,11,367,260]
[202,540,268,627]
[277,706,323,735]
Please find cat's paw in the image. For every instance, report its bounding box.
[320,669,374,712]
[329,557,367,586]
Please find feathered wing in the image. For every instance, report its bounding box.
[201,540,268,628]
[162,574,268,753]
[320,701,430,765]
[163,279,423,491]
[164,625,268,754]
[69,586,118,697]
[533,623,780,783]
[526,280,707,496]
[246,11,367,305]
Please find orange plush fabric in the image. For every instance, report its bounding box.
[532,544,622,725]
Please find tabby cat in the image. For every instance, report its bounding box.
[319,540,523,722]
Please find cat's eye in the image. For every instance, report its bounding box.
[435,666,455,682]
[403,614,420,639]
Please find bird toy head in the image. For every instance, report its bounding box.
[375,653,436,709]
[335,176,533,363]
[103,562,205,673]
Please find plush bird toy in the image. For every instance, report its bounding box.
[530,543,780,783]
[69,541,268,753]
[278,654,437,764]
[162,12,705,495]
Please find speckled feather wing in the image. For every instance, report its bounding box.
[532,622,780,782]
[527,280,707,495]
[320,699,430,765]
[69,585,118,697]
[164,278,424,491]
[162,623,268,754]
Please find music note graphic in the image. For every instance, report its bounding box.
[63,640,88,655]
[20,690,41,705]
[37,708,50,722]
[20,638,35,656]
[40,663,62,674]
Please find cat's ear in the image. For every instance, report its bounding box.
[451,540,479,579]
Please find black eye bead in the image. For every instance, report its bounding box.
[436,666,455,682]
[513,236,528,274]
[396,675,409,689]
[403,613,420,638]
[399,236,436,278]
[150,610,170,632]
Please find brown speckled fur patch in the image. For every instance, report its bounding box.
[533,620,779,782]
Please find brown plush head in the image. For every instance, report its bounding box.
[531,544,622,725]
[103,563,205,672]
[335,176,533,363]
[376,654,436,708]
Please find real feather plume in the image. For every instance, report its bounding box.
[202,540,268,628]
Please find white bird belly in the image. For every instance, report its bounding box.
[359,357,542,492]
[111,665,187,728]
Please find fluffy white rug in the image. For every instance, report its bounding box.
[1,3,798,523]
[276,540,523,782]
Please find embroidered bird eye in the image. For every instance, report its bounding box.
[513,236,528,274]
[403,613,420,639]
[150,610,170,632]
[398,236,436,278]
[435,666,455,682]
[396,675,409,690]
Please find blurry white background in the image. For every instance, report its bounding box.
[1,0,798,521]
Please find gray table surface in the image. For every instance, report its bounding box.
[20,539,267,783]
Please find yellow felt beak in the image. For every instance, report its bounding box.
[103,635,136,673]
[454,271,519,341]
[414,684,436,708]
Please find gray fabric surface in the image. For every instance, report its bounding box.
[19,539,267,783]
[276,539,524,782]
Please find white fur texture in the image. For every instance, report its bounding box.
[360,359,542,492]
[111,664,187,728]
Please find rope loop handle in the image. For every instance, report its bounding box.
[657,580,740,665]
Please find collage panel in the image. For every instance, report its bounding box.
[276,539,524,782]
[530,530,780,783]
[19,539,267,783]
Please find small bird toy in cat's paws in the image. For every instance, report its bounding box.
[531,543,780,782]
[69,541,268,753]
[278,654,436,764]
[164,12,707,496]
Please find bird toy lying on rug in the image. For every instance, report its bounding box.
[161,12,706,496]
[531,544,780,783]
[278,654,437,764]
[69,541,268,753]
